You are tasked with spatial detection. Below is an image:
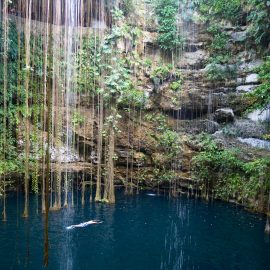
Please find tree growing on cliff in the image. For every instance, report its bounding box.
[81,7,145,203]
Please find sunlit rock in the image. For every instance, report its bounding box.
[236,85,257,93]
[245,73,259,84]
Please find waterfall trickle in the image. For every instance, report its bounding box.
[63,0,78,207]
[248,108,270,123]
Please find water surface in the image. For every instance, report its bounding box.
[0,189,269,270]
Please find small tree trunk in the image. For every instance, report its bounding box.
[105,124,115,204]
[265,191,270,234]
[95,94,104,202]
[259,176,265,212]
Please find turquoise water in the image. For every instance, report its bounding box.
[0,189,269,270]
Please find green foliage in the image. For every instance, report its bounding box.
[0,159,23,176]
[102,57,133,99]
[106,9,141,48]
[207,26,231,61]
[72,112,85,127]
[120,0,135,16]
[111,8,125,21]
[192,134,270,208]
[144,113,168,131]
[247,0,270,50]
[153,168,178,183]
[0,137,24,176]
[170,80,182,91]
[154,0,184,52]
[158,130,181,152]
[263,134,270,141]
[195,0,270,51]
[143,58,152,68]
[76,36,102,94]
[204,25,237,81]
[119,88,146,108]
[246,57,270,110]
[100,55,146,109]
[150,64,182,89]
[216,158,270,203]
[0,20,24,177]
[205,64,237,81]
[195,0,242,24]
[103,111,122,134]
[194,0,270,84]
[192,147,242,183]
[77,7,146,111]
[192,132,219,151]
[151,64,172,80]
[145,113,182,175]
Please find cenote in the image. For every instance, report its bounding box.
[1,0,270,269]
[0,189,269,270]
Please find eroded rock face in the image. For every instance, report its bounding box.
[214,108,235,123]
[178,49,209,69]
[50,146,80,163]
[145,19,265,121]
[231,30,247,43]
[236,85,257,93]
[239,59,264,72]
[224,119,268,138]
[177,120,220,134]
[61,11,267,191]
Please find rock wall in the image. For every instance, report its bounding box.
[11,2,268,194]
[65,4,270,192]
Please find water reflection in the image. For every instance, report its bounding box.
[0,190,269,270]
[160,199,194,270]
[60,203,76,270]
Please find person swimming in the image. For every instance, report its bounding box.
[146,193,157,197]
[66,220,102,230]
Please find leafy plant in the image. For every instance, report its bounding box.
[195,0,242,24]
[205,63,237,81]
[154,0,184,52]
[246,0,270,50]
[144,113,168,131]
[119,88,146,108]
[151,64,172,80]
[158,130,181,153]
[170,80,182,91]
[191,134,270,209]
[72,112,85,127]
[0,21,25,178]
[246,57,270,110]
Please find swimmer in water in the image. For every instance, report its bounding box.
[66,220,102,230]
[147,193,157,196]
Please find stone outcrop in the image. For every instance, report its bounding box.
[245,73,259,84]
[236,85,257,93]
[231,30,248,43]
[223,119,268,139]
[214,108,235,123]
